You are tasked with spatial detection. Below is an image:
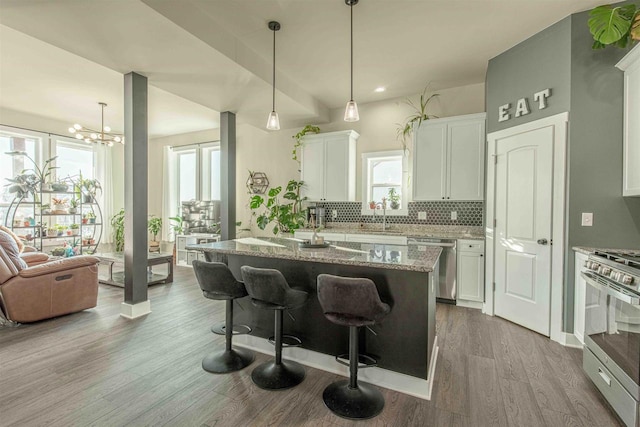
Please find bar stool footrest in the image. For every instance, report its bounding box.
[211,322,252,336]
[335,353,378,369]
[267,334,302,348]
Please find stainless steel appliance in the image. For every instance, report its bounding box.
[408,238,457,303]
[583,250,640,427]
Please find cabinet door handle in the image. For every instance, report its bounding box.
[480,254,483,257]
[598,368,611,386]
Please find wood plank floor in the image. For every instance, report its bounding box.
[0,266,623,426]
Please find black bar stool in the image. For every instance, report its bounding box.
[317,274,391,420]
[193,260,254,374]
[240,265,308,390]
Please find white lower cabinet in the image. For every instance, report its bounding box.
[457,239,485,307]
[573,251,589,344]
[176,234,220,267]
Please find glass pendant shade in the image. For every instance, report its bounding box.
[344,100,359,122]
[266,111,280,130]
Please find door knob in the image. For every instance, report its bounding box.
[537,238,548,245]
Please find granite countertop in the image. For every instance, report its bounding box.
[187,237,442,273]
[573,246,640,256]
[297,224,485,240]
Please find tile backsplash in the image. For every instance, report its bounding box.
[313,201,484,227]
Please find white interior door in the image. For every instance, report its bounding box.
[494,126,554,336]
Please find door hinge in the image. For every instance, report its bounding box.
[493,282,496,292]
[494,155,498,164]
[493,218,497,227]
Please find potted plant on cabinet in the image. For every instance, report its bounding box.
[396,87,439,152]
[148,216,162,253]
[588,4,640,49]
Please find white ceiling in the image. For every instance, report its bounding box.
[0,0,604,134]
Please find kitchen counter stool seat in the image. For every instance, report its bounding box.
[317,274,391,420]
[241,265,308,390]
[193,260,254,374]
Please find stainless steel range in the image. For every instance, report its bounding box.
[583,250,640,427]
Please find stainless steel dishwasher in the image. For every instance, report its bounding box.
[408,238,457,304]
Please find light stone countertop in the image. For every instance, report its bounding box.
[573,246,640,256]
[187,237,442,273]
[297,224,485,241]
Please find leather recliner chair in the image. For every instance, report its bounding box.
[0,232,100,323]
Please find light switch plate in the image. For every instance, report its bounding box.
[581,212,593,227]
[418,211,427,220]
[451,211,457,221]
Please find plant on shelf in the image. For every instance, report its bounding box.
[292,125,320,167]
[588,4,640,49]
[51,180,69,192]
[4,151,58,192]
[111,208,125,252]
[148,216,162,252]
[52,197,69,214]
[69,198,79,214]
[41,203,51,215]
[369,200,377,210]
[396,87,439,152]
[249,180,307,235]
[47,226,56,237]
[55,224,66,236]
[69,223,80,236]
[4,173,39,199]
[85,211,96,224]
[387,188,401,209]
[81,178,102,203]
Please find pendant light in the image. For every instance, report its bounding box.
[344,0,359,122]
[266,21,281,130]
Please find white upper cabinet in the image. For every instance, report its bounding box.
[617,44,640,197]
[413,113,486,201]
[301,130,358,201]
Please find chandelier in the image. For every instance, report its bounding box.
[68,102,124,146]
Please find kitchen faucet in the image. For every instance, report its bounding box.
[372,198,387,232]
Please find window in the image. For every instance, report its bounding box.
[171,142,220,205]
[362,151,408,215]
[0,129,41,226]
[53,139,95,180]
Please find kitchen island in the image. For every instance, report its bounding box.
[187,237,441,399]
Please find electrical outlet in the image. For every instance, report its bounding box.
[581,212,593,227]
[451,211,457,221]
[332,209,338,219]
[417,245,427,252]
[418,211,427,220]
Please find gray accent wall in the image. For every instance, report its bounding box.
[486,8,640,333]
[486,17,571,134]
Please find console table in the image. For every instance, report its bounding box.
[95,252,174,287]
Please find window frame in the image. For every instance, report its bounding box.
[171,141,221,205]
[361,150,409,216]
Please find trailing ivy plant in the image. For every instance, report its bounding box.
[249,180,307,235]
[588,4,640,49]
[396,87,439,152]
[292,125,320,167]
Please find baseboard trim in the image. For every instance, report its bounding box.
[120,300,151,319]
[234,334,438,401]
[456,300,483,310]
[562,332,583,349]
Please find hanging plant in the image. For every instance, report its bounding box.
[396,87,439,153]
[588,4,640,49]
[292,125,320,166]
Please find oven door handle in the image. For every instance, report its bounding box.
[582,271,640,305]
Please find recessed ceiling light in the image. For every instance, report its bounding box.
[374,87,386,93]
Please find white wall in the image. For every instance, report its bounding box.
[236,82,485,236]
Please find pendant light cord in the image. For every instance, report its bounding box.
[101,103,104,141]
[350,3,353,101]
[272,27,276,112]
